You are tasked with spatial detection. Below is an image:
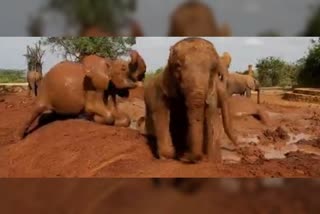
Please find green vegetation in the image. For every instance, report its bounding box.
[301,5,320,36]
[42,37,136,60]
[255,38,320,87]
[144,67,164,80]
[28,0,137,36]
[0,69,25,83]
[23,41,45,71]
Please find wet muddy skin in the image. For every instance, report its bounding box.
[0,88,320,177]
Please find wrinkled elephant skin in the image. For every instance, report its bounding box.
[20,60,114,139]
[142,37,237,163]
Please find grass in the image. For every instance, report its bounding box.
[0,69,26,83]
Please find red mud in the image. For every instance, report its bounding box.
[1,179,320,214]
[0,88,320,177]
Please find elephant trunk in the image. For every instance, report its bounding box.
[219,93,237,145]
[255,80,261,104]
[257,88,261,104]
[184,89,206,161]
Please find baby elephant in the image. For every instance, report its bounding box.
[20,55,137,139]
[141,37,238,163]
[228,96,270,125]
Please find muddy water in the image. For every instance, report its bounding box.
[122,97,320,164]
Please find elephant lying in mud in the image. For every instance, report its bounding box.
[139,38,238,163]
[228,96,270,125]
[168,1,231,36]
[20,53,145,139]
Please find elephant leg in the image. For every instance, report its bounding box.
[19,103,48,139]
[27,83,33,97]
[152,103,175,160]
[113,110,131,127]
[34,83,38,97]
[87,103,115,125]
[245,88,251,98]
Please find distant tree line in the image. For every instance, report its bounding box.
[251,38,320,87]
[0,69,25,83]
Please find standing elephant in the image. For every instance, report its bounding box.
[225,72,261,104]
[26,62,43,97]
[19,54,139,139]
[24,43,45,97]
[168,1,231,36]
[141,38,238,163]
[219,54,261,104]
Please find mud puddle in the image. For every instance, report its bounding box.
[222,132,319,163]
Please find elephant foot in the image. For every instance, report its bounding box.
[158,146,175,160]
[179,152,202,164]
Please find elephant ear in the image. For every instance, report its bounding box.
[129,50,147,81]
[246,76,257,90]
[220,52,232,70]
[84,65,110,91]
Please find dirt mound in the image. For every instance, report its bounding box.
[262,126,290,142]
[238,146,265,164]
[0,120,153,177]
[1,92,320,177]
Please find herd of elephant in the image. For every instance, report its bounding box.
[23,37,262,164]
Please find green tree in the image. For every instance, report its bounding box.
[42,37,136,60]
[23,41,45,71]
[255,57,286,87]
[278,63,299,87]
[297,38,320,87]
[28,0,136,35]
[301,5,320,36]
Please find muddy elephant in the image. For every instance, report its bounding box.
[226,73,261,104]
[219,54,261,104]
[141,38,238,163]
[168,1,232,36]
[20,54,139,139]
[105,50,146,127]
[26,62,43,97]
[228,96,270,125]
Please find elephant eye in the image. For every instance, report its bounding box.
[218,73,223,81]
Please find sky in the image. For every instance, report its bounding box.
[0,37,316,73]
[0,0,318,36]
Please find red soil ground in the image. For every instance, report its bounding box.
[0,88,319,177]
[1,179,320,214]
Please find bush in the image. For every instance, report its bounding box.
[297,38,320,87]
[0,69,26,83]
